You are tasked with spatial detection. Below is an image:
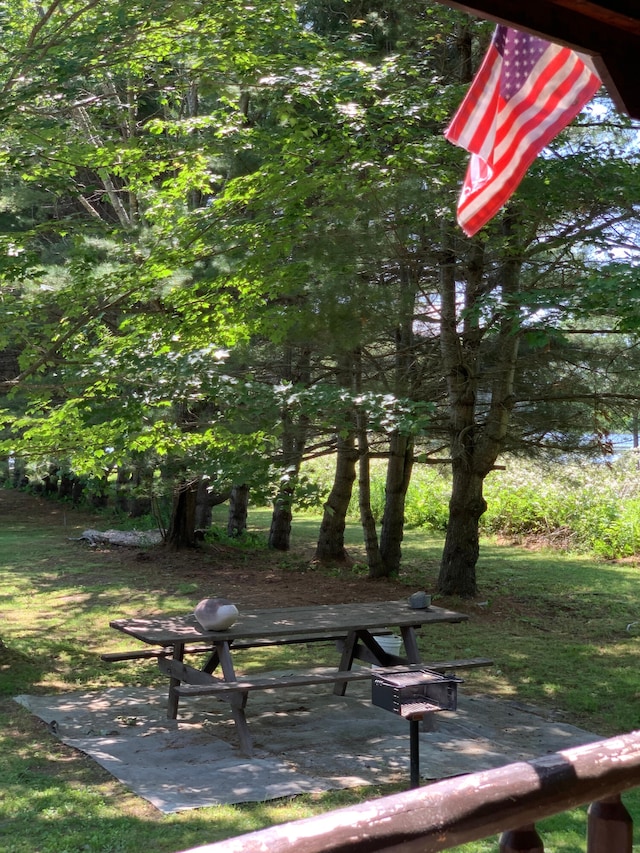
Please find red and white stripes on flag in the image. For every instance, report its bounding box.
[444,26,601,237]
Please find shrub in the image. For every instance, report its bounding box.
[482,454,640,556]
[403,469,451,531]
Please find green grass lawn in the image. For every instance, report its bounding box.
[1,493,639,852]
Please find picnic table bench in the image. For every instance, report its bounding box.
[106,600,492,756]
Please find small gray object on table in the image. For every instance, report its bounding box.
[408,591,431,609]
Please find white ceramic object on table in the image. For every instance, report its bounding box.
[194,597,239,631]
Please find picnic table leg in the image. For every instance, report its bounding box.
[215,641,254,757]
[201,647,221,674]
[400,626,421,663]
[334,630,358,695]
[167,642,185,719]
[358,630,406,666]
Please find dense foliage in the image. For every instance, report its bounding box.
[0,0,639,592]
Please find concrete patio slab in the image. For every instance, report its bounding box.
[15,670,602,814]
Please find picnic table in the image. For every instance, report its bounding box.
[107,600,489,756]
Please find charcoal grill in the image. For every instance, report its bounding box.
[372,668,463,788]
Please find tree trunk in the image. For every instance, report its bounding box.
[439,468,486,597]
[194,476,230,529]
[269,488,293,550]
[71,477,85,504]
[227,484,249,537]
[437,212,522,597]
[11,457,28,488]
[358,408,385,578]
[115,465,152,517]
[268,344,310,551]
[89,473,109,508]
[351,347,384,576]
[437,226,482,597]
[58,472,74,499]
[376,259,418,577]
[194,477,213,530]
[115,465,131,513]
[43,462,59,495]
[128,466,152,518]
[379,433,414,576]
[315,432,358,563]
[166,481,198,549]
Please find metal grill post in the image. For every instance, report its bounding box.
[409,718,421,788]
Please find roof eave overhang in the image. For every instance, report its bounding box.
[438,1,640,119]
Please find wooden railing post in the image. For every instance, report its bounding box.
[499,824,544,852]
[587,794,632,853]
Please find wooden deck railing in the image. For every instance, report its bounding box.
[178,730,640,853]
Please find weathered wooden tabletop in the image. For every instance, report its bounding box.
[110,600,468,646]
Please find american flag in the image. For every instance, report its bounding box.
[444,26,601,237]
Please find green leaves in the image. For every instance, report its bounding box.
[0,0,638,520]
